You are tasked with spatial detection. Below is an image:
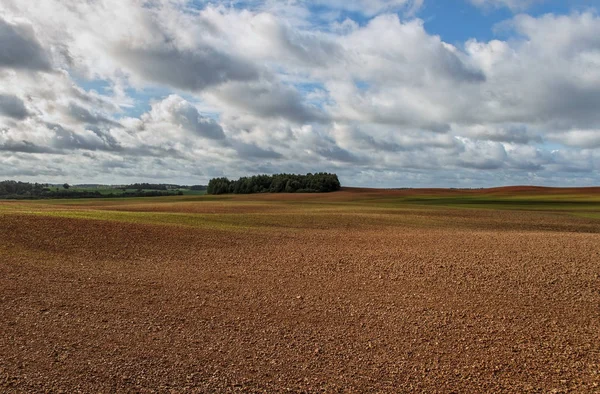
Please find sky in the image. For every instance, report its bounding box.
[1,0,599,188]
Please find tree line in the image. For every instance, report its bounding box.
[0,180,183,199]
[0,181,47,197]
[207,173,341,195]
[123,183,170,190]
[123,183,207,191]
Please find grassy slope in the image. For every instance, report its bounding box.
[0,187,599,231]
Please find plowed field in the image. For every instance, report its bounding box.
[1,188,600,392]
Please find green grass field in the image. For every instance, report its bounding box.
[2,187,599,232]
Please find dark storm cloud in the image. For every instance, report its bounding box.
[0,139,57,154]
[213,81,326,124]
[67,103,121,127]
[46,122,191,157]
[0,165,66,177]
[168,100,226,140]
[0,94,30,119]
[86,125,122,150]
[463,124,543,144]
[115,45,260,92]
[435,48,486,83]
[231,141,283,159]
[0,18,52,71]
[537,83,600,130]
[316,145,367,164]
[457,157,505,170]
[47,122,119,152]
[100,159,133,169]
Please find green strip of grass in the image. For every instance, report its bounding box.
[6,209,256,231]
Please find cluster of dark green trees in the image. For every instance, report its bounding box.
[2,175,340,199]
[0,180,182,199]
[207,173,341,195]
[123,183,171,190]
[0,181,47,197]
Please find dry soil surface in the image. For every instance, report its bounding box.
[1,197,599,393]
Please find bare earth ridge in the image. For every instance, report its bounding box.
[1,188,599,392]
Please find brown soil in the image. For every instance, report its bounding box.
[1,204,600,392]
[339,186,600,197]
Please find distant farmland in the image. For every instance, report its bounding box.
[29,184,207,197]
[1,187,599,392]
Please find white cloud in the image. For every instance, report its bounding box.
[469,0,544,12]
[310,0,424,16]
[548,129,600,149]
[221,0,424,24]
[143,95,226,140]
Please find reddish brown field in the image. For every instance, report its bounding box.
[1,188,599,392]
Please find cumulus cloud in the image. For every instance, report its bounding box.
[338,16,485,84]
[141,95,226,140]
[547,129,600,149]
[465,12,600,128]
